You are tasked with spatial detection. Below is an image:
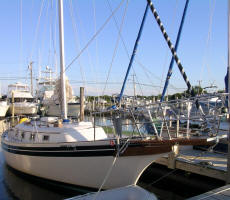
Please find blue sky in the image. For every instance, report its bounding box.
[0,0,228,96]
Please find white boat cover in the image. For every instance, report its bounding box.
[66,185,158,200]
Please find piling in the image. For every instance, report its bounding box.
[80,87,84,121]
[12,91,15,126]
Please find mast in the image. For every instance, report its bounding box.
[160,0,189,102]
[118,4,149,104]
[58,0,67,119]
[132,74,136,100]
[147,0,192,94]
[29,62,33,96]
[227,0,230,184]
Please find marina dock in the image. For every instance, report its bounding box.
[155,148,227,181]
[187,184,230,199]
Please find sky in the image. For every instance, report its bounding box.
[0,0,228,97]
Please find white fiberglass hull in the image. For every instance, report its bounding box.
[9,103,37,115]
[0,104,9,117]
[46,103,80,117]
[2,145,164,189]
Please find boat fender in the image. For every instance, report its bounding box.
[110,140,115,146]
[19,118,29,124]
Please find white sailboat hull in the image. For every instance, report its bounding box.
[2,148,164,189]
[46,103,80,117]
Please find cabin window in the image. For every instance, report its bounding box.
[21,132,25,139]
[43,135,49,141]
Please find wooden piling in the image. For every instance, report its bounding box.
[12,91,15,126]
[80,87,84,121]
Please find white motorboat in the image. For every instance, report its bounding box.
[8,82,37,115]
[0,101,9,117]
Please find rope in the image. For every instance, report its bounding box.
[200,0,216,86]
[132,68,144,97]
[28,0,45,63]
[93,137,131,200]
[102,0,129,96]
[159,0,179,94]
[69,0,100,97]
[38,1,50,71]
[68,0,87,88]
[19,0,23,79]
[93,0,99,91]
[106,1,179,96]
[93,156,118,200]
[65,0,125,72]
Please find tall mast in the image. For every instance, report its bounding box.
[227,0,230,184]
[228,0,230,113]
[29,62,33,96]
[58,0,67,119]
[118,4,149,104]
[147,0,192,94]
[160,0,189,102]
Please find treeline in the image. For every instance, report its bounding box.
[76,86,224,103]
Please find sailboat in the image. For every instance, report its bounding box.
[1,0,222,190]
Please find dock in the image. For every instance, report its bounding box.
[187,184,230,199]
[155,147,227,181]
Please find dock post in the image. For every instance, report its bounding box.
[176,116,179,137]
[29,62,33,96]
[186,101,191,137]
[11,91,15,127]
[168,144,179,169]
[169,115,172,128]
[80,87,84,121]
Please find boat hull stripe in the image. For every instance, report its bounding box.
[2,142,116,157]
